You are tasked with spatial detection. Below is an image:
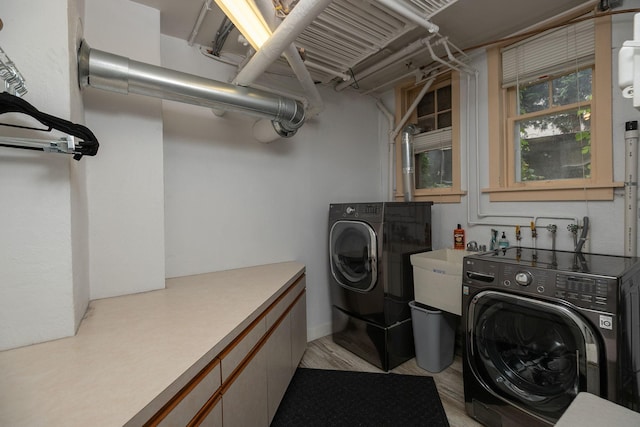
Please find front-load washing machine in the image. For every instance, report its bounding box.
[328,202,432,371]
[462,247,640,426]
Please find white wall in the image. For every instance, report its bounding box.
[161,35,387,338]
[0,0,86,350]
[83,0,166,299]
[4,1,638,351]
[432,10,640,256]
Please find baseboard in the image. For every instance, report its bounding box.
[307,321,332,342]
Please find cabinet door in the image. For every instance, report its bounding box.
[290,292,307,369]
[266,315,292,423]
[222,346,268,427]
[197,397,222,427]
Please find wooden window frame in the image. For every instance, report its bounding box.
[485,14,621,202]
[394,73,465,203]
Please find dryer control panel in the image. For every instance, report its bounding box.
[330,203,383,220]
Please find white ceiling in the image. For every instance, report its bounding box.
[131,0,598,94]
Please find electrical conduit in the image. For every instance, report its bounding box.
[625,120,638,256]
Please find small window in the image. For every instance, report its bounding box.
[395,75,465,203]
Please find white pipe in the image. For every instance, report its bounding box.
[426,41,464,74]
[376,99,396,201]
[255,0,324,117]
[233,0,334,86]
[188,0,213,46]
[374,0,440,33]
[391,77,434,138]
[362,64,449,95]
[335,36,435,91]
[283,45,324,117]
[464,71,579,230]
[303,60,350,81]
[440,38,474,74]
[625,121,639,256]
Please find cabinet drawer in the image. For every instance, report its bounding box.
[157,360,221,427]
[220,318,266,382]
[266,277,305,329]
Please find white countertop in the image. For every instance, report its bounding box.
[0,261,305,427]
[555,392,640,427]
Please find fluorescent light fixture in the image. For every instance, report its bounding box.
[214,0,272,50]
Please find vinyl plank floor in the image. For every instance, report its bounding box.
[299,335,483,427]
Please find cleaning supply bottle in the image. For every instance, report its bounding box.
[498,231,510,248]
[454,224,465,249]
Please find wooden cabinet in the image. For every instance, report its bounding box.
[143,274,306,427]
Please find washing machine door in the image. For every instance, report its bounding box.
[329,220,377,292]
[467,290,601,423]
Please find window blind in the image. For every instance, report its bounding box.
[413,127,452,154]
[501,19,595,88]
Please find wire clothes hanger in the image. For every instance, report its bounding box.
[0,91,99,160]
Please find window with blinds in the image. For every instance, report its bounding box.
[485,12,615,202]
[395,72,463,203]
[414,83,453,189]
[501,20,595,182]
[413,127,453,188]
[501,20,595,88]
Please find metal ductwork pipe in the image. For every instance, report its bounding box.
[401,125,418,201]
[77,40,305,139]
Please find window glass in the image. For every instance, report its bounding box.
[416,148,452,189]
[414,83,453,189]
[514,69,592,182]
[417,91,435,116]
[418,116,436,133]
[437,86,452,110]
[552,69,592,106]
[438,111,452,128]
[519,81,549,113]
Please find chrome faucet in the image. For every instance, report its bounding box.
[466,241,479,251]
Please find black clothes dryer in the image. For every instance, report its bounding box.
[328,202,432,371]
[462,247,640,426]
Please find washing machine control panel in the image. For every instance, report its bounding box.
[514,271,532,286]
[554,274,612,310]
[464,253,618,314]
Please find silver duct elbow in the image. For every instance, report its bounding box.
[401,125,418,201]
[77,40,305,139]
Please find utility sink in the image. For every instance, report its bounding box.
[410,249,466,316]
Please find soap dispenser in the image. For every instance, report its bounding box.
[498,231,509,248]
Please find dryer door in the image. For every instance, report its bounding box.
[467,290,601,423]
[329,220,377,292]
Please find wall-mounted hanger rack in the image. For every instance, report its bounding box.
[0,46,27,97]
[0,45,99,160]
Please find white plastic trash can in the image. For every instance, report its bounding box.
[409,300,456,373]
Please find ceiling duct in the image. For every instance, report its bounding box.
[77,40,305,141]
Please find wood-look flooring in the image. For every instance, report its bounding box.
[298,335,483,427]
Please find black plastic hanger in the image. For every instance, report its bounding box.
[0,91,99,160]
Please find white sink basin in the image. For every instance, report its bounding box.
[410,249,466,315]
